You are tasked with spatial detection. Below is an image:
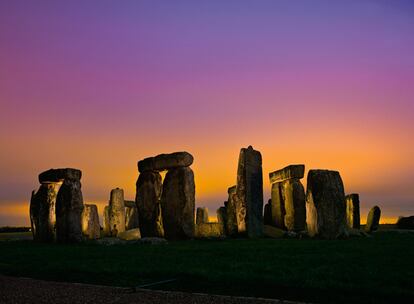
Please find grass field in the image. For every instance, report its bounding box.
[0,231,413,303]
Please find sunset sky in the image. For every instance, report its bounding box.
[1,0,413,226]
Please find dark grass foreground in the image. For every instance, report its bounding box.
[0,231,413,304]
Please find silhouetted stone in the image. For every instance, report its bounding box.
[195,223,224,238]
[30,182,62,242]
[346,194,360,229]
[236,146,263,238]
[269,165,305,184]
[306,170,347,239]
[196,207,209,224]
[136,171,164,237]
[138,152,193,173]
[225,186,238,236]
[217,206,227,234]
[283,179,306,232]
[108,188,125,236]
[263,199,272,226]
[396,216,414,229]
[161,167,195,239]
[55,173,84,243]
[124,200,136,208]
[270,182,285,229]
[118,228,141,240]
[365,206,381,232]
[125,205,139,230]
[103,206,110,236]
[39,168,82,183]
[81,204,100,239]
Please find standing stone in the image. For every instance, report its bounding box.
[55,169,84,243]
[136,171,164,237]
[365,206,381,232]
[81,204,100,239]
[283,179,306,232]
[263,199,272,226]
[225,186,238,236]
[306,170,347,239]
[346,194,361,229]
[270,182,286,229]
[103,206,110,236]
[196,207,209,224]
[217,206,227,234]
[30,181,62,242]
[236,146,263,238]
[125,205,140,230]
[108,188,125,236]
[396,216,414,230]
[138,152,194,173]
[161,167,195,239]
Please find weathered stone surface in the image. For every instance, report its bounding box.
[270,182,285,229]
[365,206,381,232]
[283,179,306,232]
[396,216,414,230]
[263,225,285,239]
[81,204,100,239]
[39,168,82,183]
[136,171,164,237]
[138,152,193,173]
[217,206,227,234]
[118,228,141,241]
[195,223,224,238]
[196,207,209,224]
[263,199,272,226]
[269,165,305,184]
[124,200,136,208]
[125,205,139,230]
[225,186,238,236]
[108,188,125,236]
[346,194,360,229]
[161,167,195,240]
[55,176,84,243]
[236,146,263,238]
[306,170,347,239]
[30,182,62,242]
[103,206,110,236]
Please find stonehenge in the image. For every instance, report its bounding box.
[30,168,84,243]
[82,204,100,239]
[345,194,360,229]
[269,165,306,232]
[29,148,392,244]
[136,151,195,240]
[396,216,414,230]
[306,170,347,239]
[365,206,381,232]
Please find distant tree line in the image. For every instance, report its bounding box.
[0,226,31,233]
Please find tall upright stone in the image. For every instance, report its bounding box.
[136,171,163,237]
[365,206,381,232]
[269,165,305,232]
[55,169,84,243]
[30,181,62,242]
[225,186,239,236]
[108,188,125,236]
[306,169,347,239]
[346,194,360,229]
[196,207,209,224]
[103,206,110,236]
[236,146,263,238]
[125,205,140,230]
[217,206,227,235]
[161,167,195,239]
[81,204,100,239]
